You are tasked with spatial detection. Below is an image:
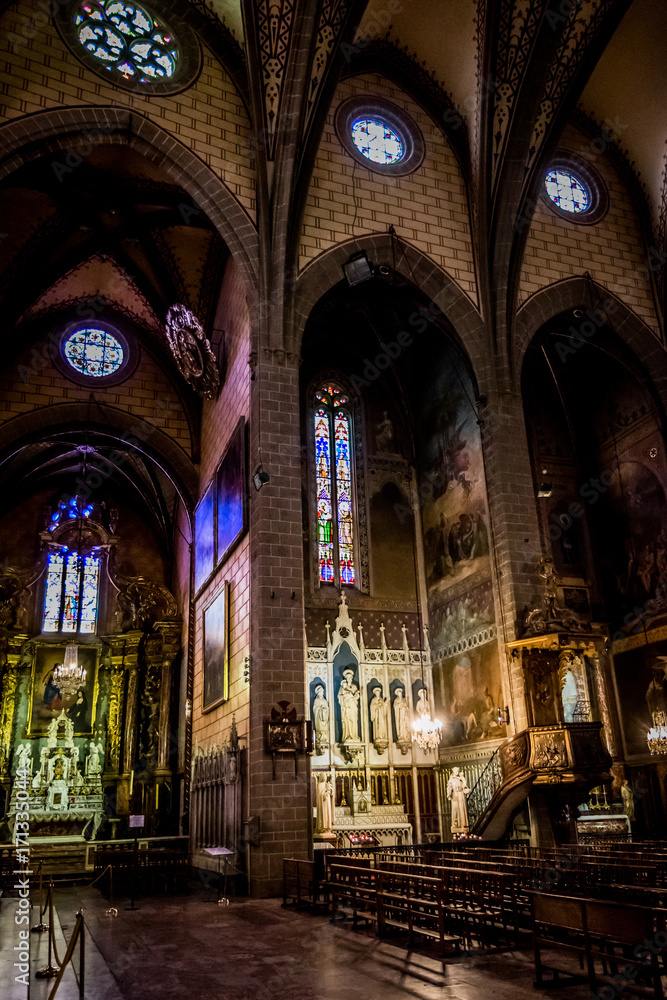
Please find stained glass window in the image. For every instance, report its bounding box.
[351,118,404,165]
[74,0,179,83]
[43,552,65,632]
[544,168,589,214]
[43,549,100,633]
[63,327,124,378]
[314,385,356,586]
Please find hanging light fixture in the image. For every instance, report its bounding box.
[412,709,443,751]
[647,712,667,755]
[54,644,86,698]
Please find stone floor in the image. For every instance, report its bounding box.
[1,883,594,1000]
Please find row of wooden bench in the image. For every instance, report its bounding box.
[284,850,667,996]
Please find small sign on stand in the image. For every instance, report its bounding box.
[203,847,234,905]
[126,815,145,911]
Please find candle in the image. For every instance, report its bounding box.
[129,770,134,795]
[155,784,159,808]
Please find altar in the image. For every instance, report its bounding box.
[8,711,104,840]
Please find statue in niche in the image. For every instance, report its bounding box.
[15,742,32,775]
[375,411,395,453]
[393,688,410,744]
[369,686,389,751]
[46,711,74,748]
[141,664,161,765]
[621,779,635,822]
[338,669,360,742]
[312,684,330,753]
[415,688,430,717]
[85,740,103,778]
[315,775,334,834]
[447,767,471,835]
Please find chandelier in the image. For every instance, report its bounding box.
[54,644,86,698]
[647,712,667,755]
[412,712,443,751]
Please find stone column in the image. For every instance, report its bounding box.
[248,349,310,896]
[479,390,545,733]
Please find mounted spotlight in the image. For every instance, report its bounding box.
[253,465,270,491]
[343,250,373,286]
[537,483,553,498]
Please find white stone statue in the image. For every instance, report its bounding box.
[416,688,430,717]
[85,740,103,777]
[338,669,360,742]
[312,684,330,748]
[46,710,74,748]
[316,775,334,834]
[369,687,388,743]
[15,742,32,776]
[393,688,410,743]
[447,766,471,834]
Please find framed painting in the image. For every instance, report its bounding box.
[203,583,229,713]
[195,479,216,595]
[216,417,247,567]
[29,643,99,736]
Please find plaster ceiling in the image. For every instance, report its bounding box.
[579,0,667,224]
[355,0,478,116]
[209,0,245,44]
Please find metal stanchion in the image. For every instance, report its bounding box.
[31,861,48,934]
[35,881,58,979]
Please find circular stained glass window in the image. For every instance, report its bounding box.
[544,168,590,214]
[74,0,179,83]
[351,118,405,165]
[63,327,124,378]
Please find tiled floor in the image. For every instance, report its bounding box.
[1,885,593,1000]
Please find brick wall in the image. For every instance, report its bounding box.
[191,257,251,749]
[0,0,256,217]
[248,354,310,896]
[298,72,477,303]
[518,123,659,334]
[0,335,192,451]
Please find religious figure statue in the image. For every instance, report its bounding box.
[393,688,410,743]
[15,742,32,775]
[312,684,330,752]
[316,775,334,834]
[621,779,635,822]
[447,766,471,835]
[369,686,389,748]
[415,688,430,717]
[85,739,103,777]
[338,669,360,742]
[375,411,395,453]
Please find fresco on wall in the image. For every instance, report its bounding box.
[428,581,495,654]
[613,639,667,756]
[433,639,506,747]
[417,364,495,663]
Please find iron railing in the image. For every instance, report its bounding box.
[466,748,503,829]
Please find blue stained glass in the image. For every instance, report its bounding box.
[63,327,123,378]
[544,168,589,214]
[74,0,179,83]
[351,118,404,165]
[43,552,65,632]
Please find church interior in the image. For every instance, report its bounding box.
[1,0,667,996]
